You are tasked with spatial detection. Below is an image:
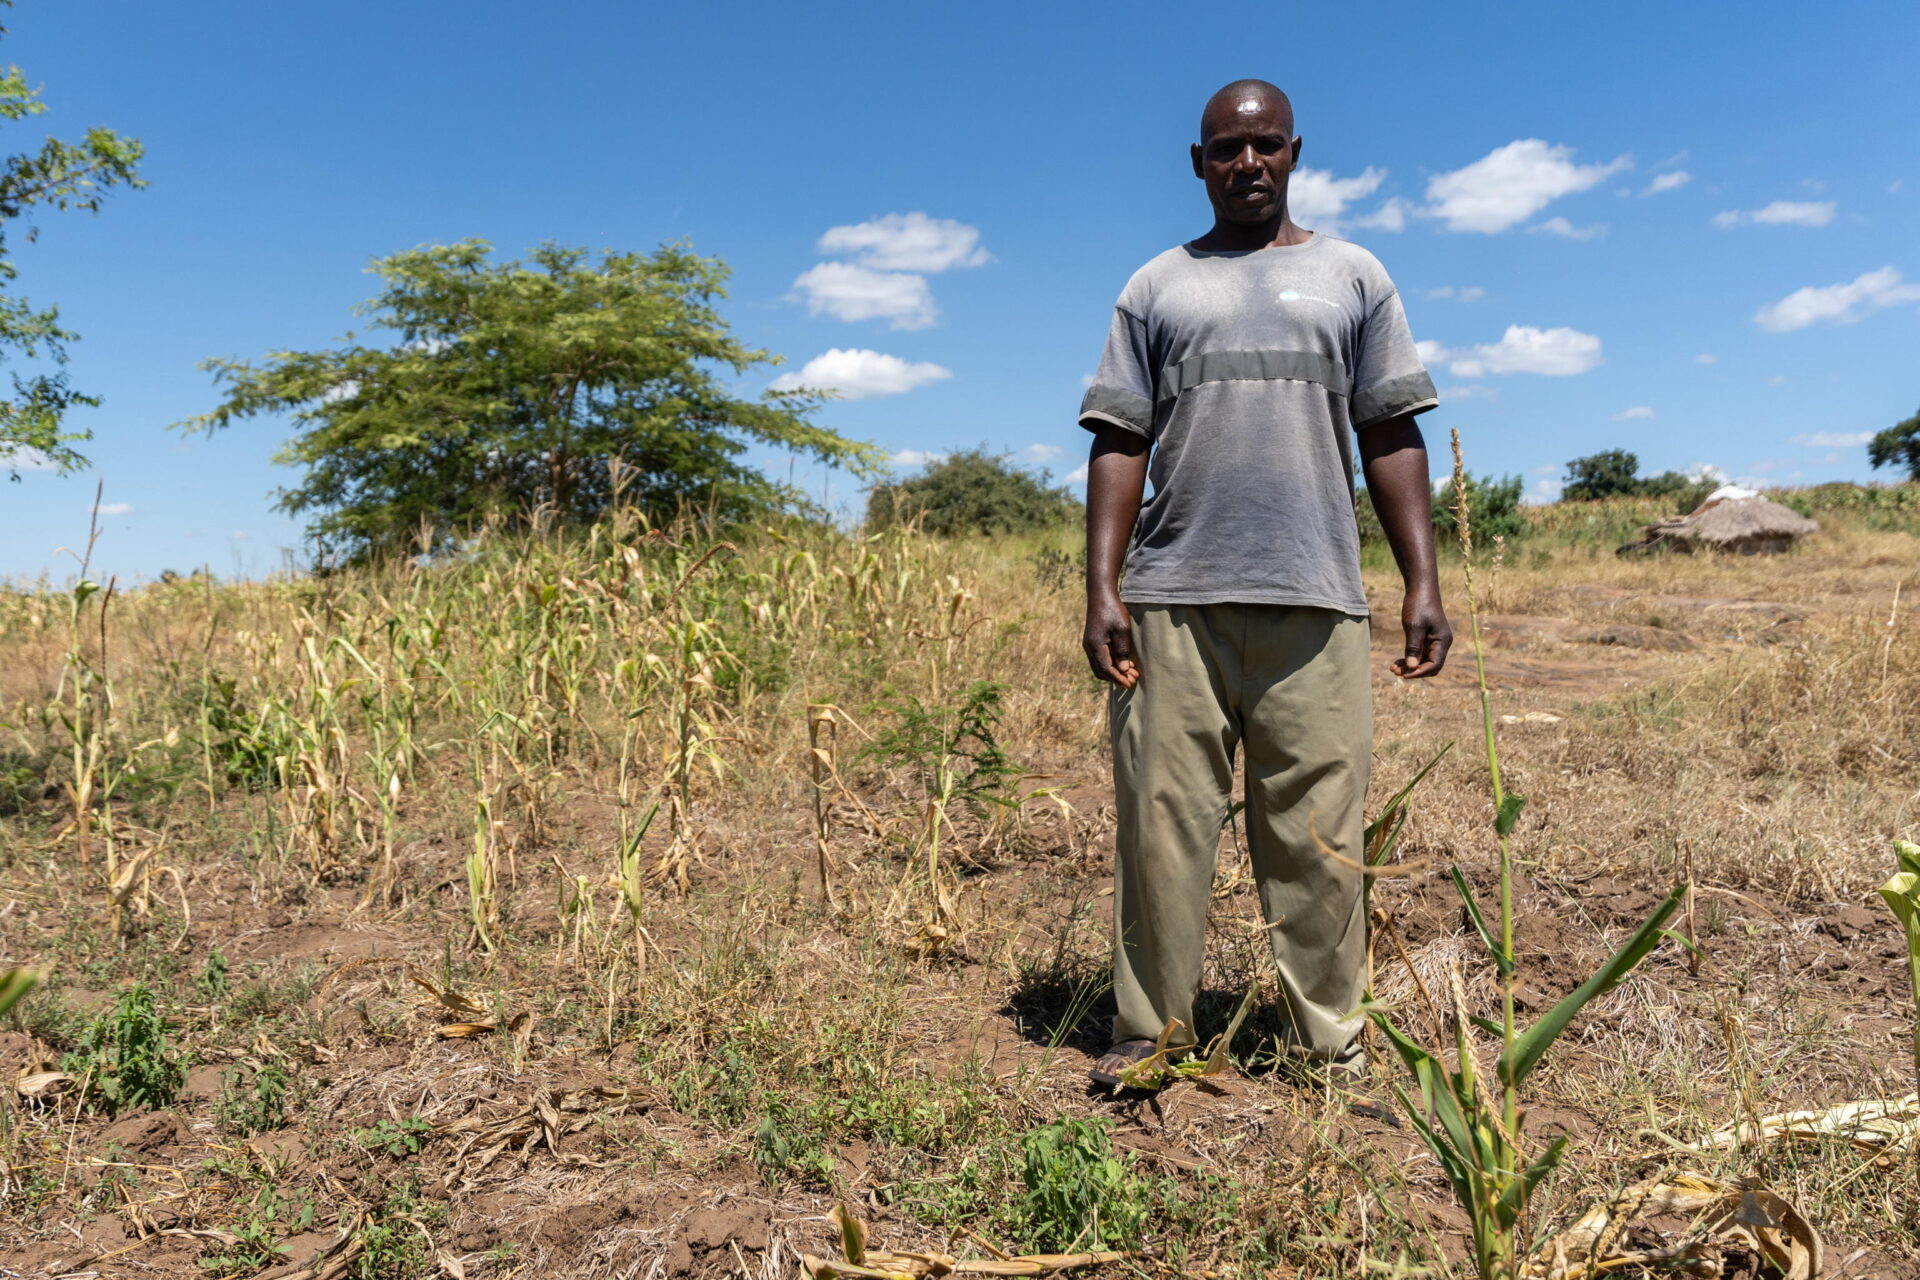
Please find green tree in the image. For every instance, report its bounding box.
[1431,471,1526,544]
[864,448,1081,536]
[178,240,882,560]
[0,6,145,477]
[1562,449,1642,501]
[1869,406,1920,482]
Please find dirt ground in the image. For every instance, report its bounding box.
[1,525,1916,1279]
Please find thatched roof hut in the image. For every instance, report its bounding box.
[1618,490,1819,556]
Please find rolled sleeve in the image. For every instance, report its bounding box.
[1078,306,1155,437]
[1350,290,1438,429]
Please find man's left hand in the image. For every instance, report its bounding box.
[1392,589,1452,678]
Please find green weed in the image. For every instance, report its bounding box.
[351,1117,432,1160]
[1014,1117,1158,1251]
[61,982,185,1115]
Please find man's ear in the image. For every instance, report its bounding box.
[1290,135,1304,173]
[1190,142,1204,179]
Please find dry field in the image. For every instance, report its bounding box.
[0,494,1915,1279]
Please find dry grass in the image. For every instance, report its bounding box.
[0,497,1914,1278]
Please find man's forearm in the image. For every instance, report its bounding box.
[1084,425,1149,600]
[1358,416,1440,591]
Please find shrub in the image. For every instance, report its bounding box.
[1430,472,1526,546]
[865,450,1081,537]
[61,983,184,1116]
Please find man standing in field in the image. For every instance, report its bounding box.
[1079,79,1450,1087]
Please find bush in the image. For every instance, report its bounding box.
[865,450,1081,537]
[1431,472,1527,546]
[61,983,184,1116]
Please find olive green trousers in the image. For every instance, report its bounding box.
[1109,602,1371,1061]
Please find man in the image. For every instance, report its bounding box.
[1079,79,1451,1087]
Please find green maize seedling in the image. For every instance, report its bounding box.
[1370,430,1686,1280]
[1877,839,1920,1092]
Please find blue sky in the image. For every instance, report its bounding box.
[1,0,1915,580]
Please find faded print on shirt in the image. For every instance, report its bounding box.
[1078,234,1436,616]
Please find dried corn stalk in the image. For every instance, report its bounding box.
[1685,1094,1919,1166]
[1530,1173,1820,1280]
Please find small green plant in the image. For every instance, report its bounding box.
[215,1058,291,1136]
[197,1182,313,1276]
[1876,839,1920,1091]
[351,1116,432,1159]
[62,982,185,1116]
[351,1180,445,1280]
[753,1113,836,1189]
[196,947,230,1002]
[1015,1117,1157,1251]
[1368,431,1686,1280]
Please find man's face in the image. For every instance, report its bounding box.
[1191,94,1299,225]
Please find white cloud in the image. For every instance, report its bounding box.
[1694,353,1719,364]
[891,449,949,468]
[1524,477,1565,505]
[1767,375,1789,386]
[1423,325,1604,378]
[815,212,990,273]
[96,502,134,516]
[1713,200,1837,229]
[1790,431,1874,448]
[1684,463,1728,485]
[1422,140,1630,233]
[1526,216,1607,240]
[1436,385,1499,402]
[1352,196,1411,233]
[1288,167,1388,232]
[1612,405,1655,421]
[0,447,58,471]
[1425,285,1486,302]
[1754,266,1920,332]
[1641,171,1692,196]
[768,348,952,400]
[791,263,938,330]
[1016,443,1065,464]
[1064,462,1089,485]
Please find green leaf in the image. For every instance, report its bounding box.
[1450,865,1513,974]
[0,967,40,1020]
[1372,1012,1476,1167]
[1879,870,1919,934]
[1365,742,1454,865]
[1495,1133,1568,1224]
[1495,793,1527,839]
[1894,840,1920,879]
[1499,881,1688,1087]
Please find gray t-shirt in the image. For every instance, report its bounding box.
[1078,234,1436,616]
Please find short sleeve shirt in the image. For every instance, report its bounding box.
[1078,234,1436,616]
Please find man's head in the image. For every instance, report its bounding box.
[1191,80,1300,228]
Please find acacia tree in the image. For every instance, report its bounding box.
[179,240,883,559]
[1869,406,1920,482]
[0,5,145,476]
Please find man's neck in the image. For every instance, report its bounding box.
[1193,213,1312,252]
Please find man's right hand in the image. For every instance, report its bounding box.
[1083,593,1140,687]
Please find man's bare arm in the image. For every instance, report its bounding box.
[1083,423,1150,686]
[1358,414,1452,678]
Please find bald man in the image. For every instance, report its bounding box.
[1080,80,1450,1087]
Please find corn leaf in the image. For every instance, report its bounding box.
[1495,793,1526,839]
[0,968,40,1021]
[1365,742,1453,865]
[1450,865,1512,974]
[1496,1133,1567,1222]
[1880,870,1919,935]
[1499,881,1687,1087]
